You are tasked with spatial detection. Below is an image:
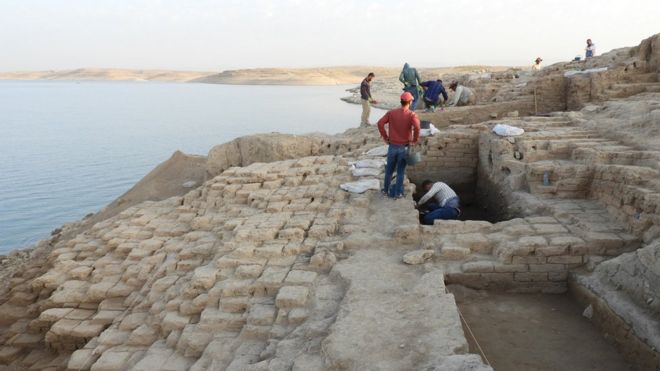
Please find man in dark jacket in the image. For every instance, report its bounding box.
[421,79,448,112]
[360,72,377,126]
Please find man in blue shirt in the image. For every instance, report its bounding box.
[420,79,449,112]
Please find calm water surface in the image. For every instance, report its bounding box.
[0,81,381,253]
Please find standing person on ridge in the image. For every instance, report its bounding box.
[585,39,596,59]
[399,63,422,110]
[377,91,421,199]
[420,79,449,112]
[532,57,543,71]
[360,72,378,126]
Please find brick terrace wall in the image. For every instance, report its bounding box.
[530,74,566,113]
[422,217,588,293]
[417,100,534,128]
[589,165,660,236]
[407,128,482,202]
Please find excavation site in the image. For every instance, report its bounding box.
[0,34,658,371]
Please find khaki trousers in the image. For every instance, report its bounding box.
[361,99,371,124]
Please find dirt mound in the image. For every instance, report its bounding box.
[92,150,207,223]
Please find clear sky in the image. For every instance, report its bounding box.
[1,0,658,71]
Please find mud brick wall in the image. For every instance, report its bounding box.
[589,165,660,236]
[407,128,482,202]
[525,162,593,199]
[423,217,593,293]
[530,74,567,113]
[417,100,534,127]
[565,75,594,111]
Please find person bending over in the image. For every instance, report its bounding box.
[447,81,476,107]
[421,79,449,112]
[417,180,460,225]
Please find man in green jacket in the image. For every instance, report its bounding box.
[399,63,422,111]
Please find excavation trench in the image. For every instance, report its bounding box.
[448,285,632,371]
[402,129,645,370]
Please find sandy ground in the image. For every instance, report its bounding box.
[450,285,632,371]
[0,68,215,82]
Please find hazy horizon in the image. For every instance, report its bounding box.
[1,0,658,72]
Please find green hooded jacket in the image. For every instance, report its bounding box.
[399,63,422,87]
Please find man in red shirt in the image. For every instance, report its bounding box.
[377,92,421,198]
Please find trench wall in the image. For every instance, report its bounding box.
[407,128,482,203]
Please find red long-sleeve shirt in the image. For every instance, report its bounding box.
[377,107,421,145]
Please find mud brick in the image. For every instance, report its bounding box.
[235,265,264,279]
[548,271,569,281]
[275,286,309,309]
[462,261,494,273]
[493,263,528,273]
[536,245,568,256]
[439,244,470,260]
[220,297,249,313]
[284,270,318,285]
[247,304,277,326]
[532,224,569,234]
[529,264,565,272]
[547,255,583,264]
[514,272,548,282]
[455,233,491,253]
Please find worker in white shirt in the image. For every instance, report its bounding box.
[532,57,543,71]
[416,180,461,225]
[447,81,476,107]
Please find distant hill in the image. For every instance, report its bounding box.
[0,65,518,85]
[0,68,214,82]
[192,66,401,85]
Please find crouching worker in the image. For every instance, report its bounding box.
[417,180,460,225]
[447,81,476,107]
[421,79,449,112]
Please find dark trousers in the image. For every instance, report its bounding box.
[383,144,408,197]
[424,97,440,108]
[421,197,460,225]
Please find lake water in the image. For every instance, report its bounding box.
[0,81,382,254]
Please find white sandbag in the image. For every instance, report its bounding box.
[351,166,381,177]
[351,158,386,169]
[364,145,388,157]
[420,123,440,137]
[563,67,608,77]
[493,123,524,137]
[339,178,380,193]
